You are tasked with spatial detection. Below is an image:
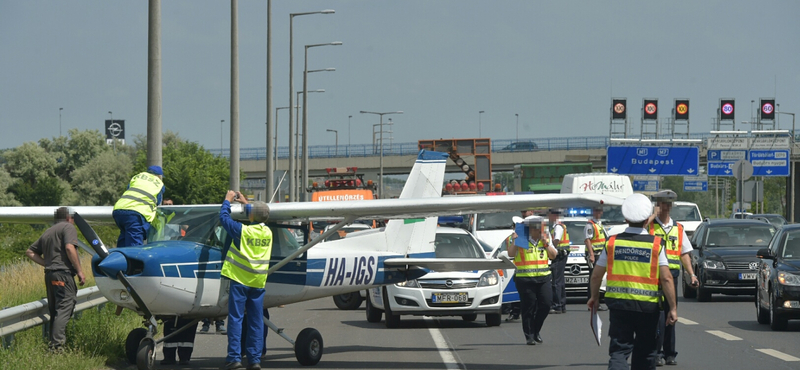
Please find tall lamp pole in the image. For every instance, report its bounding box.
[288,9,334,202]
[108,111,114,152]
[479,110,485,137]
[777,104,796,222]
[295,89,325,201]
[515,113,519,141]
[302,43,341,201]
[220,119,225,154]
[360,111,403,199]
[326,129,338,155]
[59,108,64,137]
[348,115,352,148]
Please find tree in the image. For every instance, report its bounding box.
[0,167,21,206]
[131,132,232,205]
[71,151,133,205]
[39,129,112,183]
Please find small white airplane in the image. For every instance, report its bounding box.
[0,150,622,370]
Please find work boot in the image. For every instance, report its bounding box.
[665,356,677,365]
[246,363,261,370]
[225,362,244,370]
[216,323,226,334]
[525,335,536,345]
[533,333,543,344]
[656,357,665,366]
[200,324,210,333]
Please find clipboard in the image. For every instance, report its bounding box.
[590,304,602,346]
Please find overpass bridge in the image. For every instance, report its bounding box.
[224,135,797,215]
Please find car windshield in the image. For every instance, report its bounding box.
[601,205,626,225]
[671,205,700,222]
[703,225,776,247]
[477,211,517,231]
[434,233,484,258]
[748,214,787,228]
[562,220,589,244]
[782,230,800,259]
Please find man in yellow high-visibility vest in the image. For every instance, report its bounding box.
[508,215,558,345]
[649,190,698,367]
[112,166,165,247]
[588,194,677,370]
[219,190,272,370]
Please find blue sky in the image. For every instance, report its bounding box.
[2,1,798,151]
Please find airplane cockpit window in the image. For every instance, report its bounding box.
[477,211,517,231]
[270,225,304,259]
[148,206,228,248]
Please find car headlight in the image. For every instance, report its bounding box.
[395,279,419,288]
[478,270,499,287]
[703,260,725,270]
[778,271,800,286]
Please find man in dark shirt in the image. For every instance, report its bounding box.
[25,207,86,351]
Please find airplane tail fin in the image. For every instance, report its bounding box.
[381,150,449,257]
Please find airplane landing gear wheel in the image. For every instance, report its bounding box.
[125,328,148,364]
[136,337,156,370]
[295,328,323,366]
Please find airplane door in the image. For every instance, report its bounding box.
[264,225,308,304]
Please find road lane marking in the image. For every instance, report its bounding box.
[425,317,460,370]
[756,349,800,362]
[678,317,697,325]
[705,330,742,341]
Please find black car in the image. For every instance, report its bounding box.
[497,141,538,152]
[746,213,788,229]
[755,224,800,330]
[683,219,776,302]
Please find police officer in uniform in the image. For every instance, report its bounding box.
[548,208,570,314]
[588,194,678,370]
[113,166,165,247]
[584,205,608,310]
[508,215,557,345]
[649,190,699,366]
[220,191,273,370]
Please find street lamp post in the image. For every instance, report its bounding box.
[348,115,352,148]
[777,104,796,222]
[295,89,325,201]
[288,9,334,202]
[302,43,341,201]
[59,108,64,137]
[479,110,485,137]
[360,110,403,199]
[326,129,338,155]
[220,119,225,154]
[515,113,519,141]
[108,111,114,152]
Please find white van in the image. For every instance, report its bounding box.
[560,173,631,235]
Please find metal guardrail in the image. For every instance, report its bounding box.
[0,286,108,337]
[209,133,725,160]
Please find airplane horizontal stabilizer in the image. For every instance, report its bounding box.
[384,255,516,272]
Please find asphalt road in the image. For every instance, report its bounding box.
[118,288,800,370]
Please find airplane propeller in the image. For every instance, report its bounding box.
[73,212,109,260]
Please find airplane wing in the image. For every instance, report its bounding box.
[384,255,516,272]
[0,193,622,224]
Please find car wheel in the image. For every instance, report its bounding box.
[696,282,712,302]
[770,289,788,331]
[485,313,502,327]
[682,273,697,299]
[382,286,401,329]
[756,285,770,325]
[365,294,382,323]
[333,292,363,310]
[461,314,478,322]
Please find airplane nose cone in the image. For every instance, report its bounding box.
[97,252,128,277]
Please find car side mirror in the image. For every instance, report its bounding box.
[756,248,773,260]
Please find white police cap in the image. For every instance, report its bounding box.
[621,193,652,223]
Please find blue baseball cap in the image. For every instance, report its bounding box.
[147,165,163,176]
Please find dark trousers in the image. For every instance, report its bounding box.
[45,270,77,350]
[516,276,552,339]
[163,317,199,361]
[550,254,568,310]
[112,209,150,247]
[656,269,680,359]
[241,308,270,359]
[586,251,601,300]
[608,309,660,370]
[226,281,266,365]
